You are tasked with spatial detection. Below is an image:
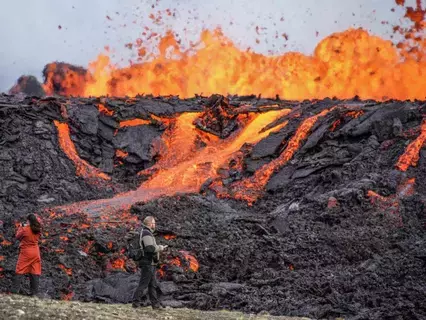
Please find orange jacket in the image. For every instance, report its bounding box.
[15,226,41,275]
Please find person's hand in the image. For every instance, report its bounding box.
[158,245,168,251]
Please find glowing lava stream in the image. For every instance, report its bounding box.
[395,119,426,171]
[215,107,334,204]
[54,121,111,181]
[54,109,290,216]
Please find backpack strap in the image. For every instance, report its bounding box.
[139,227,145,256]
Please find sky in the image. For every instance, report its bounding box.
[0,0,408,92]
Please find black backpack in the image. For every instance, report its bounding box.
[126,228,144,261]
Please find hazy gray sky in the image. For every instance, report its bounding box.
[0,0,407,92]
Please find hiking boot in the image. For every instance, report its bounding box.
[151,303,165,310]
[132,301,141,308]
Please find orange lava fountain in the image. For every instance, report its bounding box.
[44,27,426,101]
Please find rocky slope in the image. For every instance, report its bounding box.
[0,94,425,319]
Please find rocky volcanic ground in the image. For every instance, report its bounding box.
[0,93,425,320]
[1,294,308,320]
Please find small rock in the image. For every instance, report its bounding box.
[16,309,25,316]
[289,202,299,212]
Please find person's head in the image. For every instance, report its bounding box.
[27,214,41,234]
[143,216,156,231]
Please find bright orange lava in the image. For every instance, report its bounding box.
[54,120,111,181]
[44,28,426,101]
[98,103,114,116]
[217,107,334,204]
[396,119,426,171]
[119,118,151,128]
[140,110,290,193]
[180,251,199,272]
[111,258,126,270]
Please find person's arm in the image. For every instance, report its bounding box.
[142,232,164,253]
[16,226,25,240]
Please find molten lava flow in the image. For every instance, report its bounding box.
[119,118,151,128]
[98,103,114,116]
[395,119,426,171]
[58,264,73,276]
[345,110,364,118]
[52,110,289,216]
[161,251,199,275]
[54,120,111,181]
[330,109,364,132]
[218,108,333,204]
[111,258,126,270]
[163,234,176,240]
[180,251,199,272]
[138,112,202,176]
[330,119,342,132]
[367,177,416,226]
[44,27,426,100]
[140,109,290,193]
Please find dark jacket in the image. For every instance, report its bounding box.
[139,226,161,266]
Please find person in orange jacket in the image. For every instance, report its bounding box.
[11,214,42,296]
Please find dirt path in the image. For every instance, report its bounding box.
[0,294,311,320]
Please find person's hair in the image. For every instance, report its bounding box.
[28,214,41,234]
[143,216,155,226]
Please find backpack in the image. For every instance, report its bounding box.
[126,228,144,261]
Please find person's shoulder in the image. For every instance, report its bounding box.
[142,228,153,235]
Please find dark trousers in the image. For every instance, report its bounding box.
[11,274,39,296]
[133,265,159,306]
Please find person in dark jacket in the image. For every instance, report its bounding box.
[11,214,42,296]
[132,216,167,309]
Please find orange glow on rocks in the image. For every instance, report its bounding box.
[115,149,128,158]
[58,264,73,276]
[0,235,12,247]
[60,291,74,301]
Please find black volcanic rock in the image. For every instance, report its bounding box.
[9,75,45,96]
[0,94,425,320]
